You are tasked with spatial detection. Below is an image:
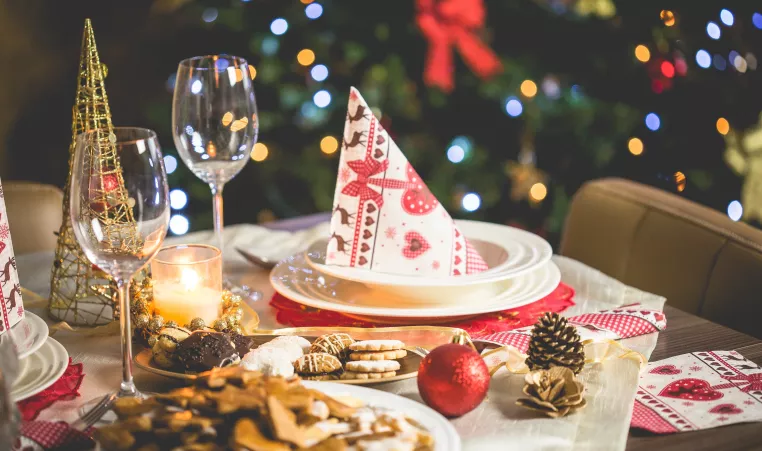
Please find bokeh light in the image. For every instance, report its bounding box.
[191,80,203,94]
[313,90,331,108]
[447,145,465,163]
[733,55,748,72]
[747,53,758,70]
[529,183,548,202]
[720,9,734,26]
[164,155,178,174]
[462,193,481,212]
[202,8,218,23]
[311,64,329,81]
[221,112,233,127]
[170,189,188,210]
[505,97,523,117]
[660,10,675,26]
[713,54,727,70]
[251,143,269,162]
[727,200,743,221]
[248,66,257,80]
[628,138,644,155]
[645,113,661,131]
[520,80,538,98]
[661,61,675,78]
[169,215,190,235]
[716,117,730,135]
[297,49,316,66]
[541,77,561,99]
[305,3,323,19]
[261,37,279,55]
[635,45,651,62]
[674,171,686,192]
[696,50,711,68]
[270,18,288,35]
[754,13,762,29]
[320,136,339,154]
[707,21,721,40]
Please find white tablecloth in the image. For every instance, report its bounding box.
[17,224,665,450]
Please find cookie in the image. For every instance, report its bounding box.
[294,353,343,374]
[349,349,407,361]
[310,333,355,358]
[300,373,340,381]
[349,340,405,352]
[345,360,400,373]
[270,335,312,354]
[341,371,397,380]
[259,337,306,363]
[241,347,295,378]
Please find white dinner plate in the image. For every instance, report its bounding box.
[271,252,560,320]
[11,336,68,402]
[302,381,461,451]
[7,311,49,360]
[307,219,552,288]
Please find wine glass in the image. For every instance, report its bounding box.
[171,55,260,299]
[71,127,170,398]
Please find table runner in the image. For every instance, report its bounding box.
[16,223,666,450]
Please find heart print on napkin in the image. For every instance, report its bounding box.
[326,87,488,277]
[632,350,762,433]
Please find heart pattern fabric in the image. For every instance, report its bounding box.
[326,88,488,277]
[632,350,762,434]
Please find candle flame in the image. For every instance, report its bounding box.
[180,268,200,291]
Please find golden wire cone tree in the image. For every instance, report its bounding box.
[48,19,151,326]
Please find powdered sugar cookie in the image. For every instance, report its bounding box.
[259,336,308,363]
[269,335,311,354]
[241,347,295,378]
[349,349,407,361]
[349,340,405,352]
[341,371,397,380]
[345,360,401,373]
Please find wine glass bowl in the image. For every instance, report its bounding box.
[70,127,169,397]
[172,55,258,186]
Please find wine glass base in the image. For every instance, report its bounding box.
[223,278,262,302]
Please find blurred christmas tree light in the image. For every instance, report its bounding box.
[628,138,644,156]
[696,50,711,68]
[447,145,465,163]
[202,8,218,23]
[462,193,481,212]
[635,45,650,63]
[297,49,316,66]
[661,61,675,78]
[720,9,733,27]
[674,172,686,192]
[191,80,202,94]
[520,80,538,98]
[707,22,721,40]
[645,113,661,131]
[311,64,329,81]
[305,3,323,20]
[170,189,188,210]
[251,142,269,162]
[660,10,675,27]
[320,136,338,154]
[713,54,727,70]
[529,183,548,202]
[754,13,762,29]
[261,37,279,55]
[716,118,730,135]
[271,18,288,35]
[164,155,178,174]
[170,215,190,235]
[728,200,743,221]
[313,90,331,108]
[505,96,523,117]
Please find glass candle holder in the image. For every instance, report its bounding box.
[151,244,223,326]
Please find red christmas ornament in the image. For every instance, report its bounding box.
[417,343,490,417]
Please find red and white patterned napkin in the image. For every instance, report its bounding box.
[632,350,762,433]
[12,421,93,451]
[478,305,667,353]
[326,87,488,277]
[0,177,25,334]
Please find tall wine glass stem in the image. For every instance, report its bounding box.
[210,183,225,253]
[116,278,137,397]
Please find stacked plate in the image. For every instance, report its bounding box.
[270,220,560,324]
[5,311,68,402]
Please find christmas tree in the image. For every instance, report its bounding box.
[142,0,762,245]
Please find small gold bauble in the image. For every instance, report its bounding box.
[132,299,148,314]
[212,318,228,331]
[149,315,165,331]
[189,317,206,331]
[229,325,243,334]
[134,314,150,329]
[147,334,158,347]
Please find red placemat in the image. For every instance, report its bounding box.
[270,282,575,337]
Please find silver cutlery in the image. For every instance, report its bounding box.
[70,392,116,431]
[236,248,278,270]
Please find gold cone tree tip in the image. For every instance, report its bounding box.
[48,19,152,326]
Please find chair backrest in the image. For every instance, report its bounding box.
[560,178,762,338]
[3,181,64,255]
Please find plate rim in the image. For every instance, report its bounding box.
[302,381,461,451]
[14,311,50,360]
[134,347,421,385]
[307,219,552,287]
[11,336,68,402]
[271,256,561,318]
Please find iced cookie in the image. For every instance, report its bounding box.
[241,347,295,378]
[341,371,397,380]
[349,340,405,352]
[294,353,342,375]
[310,333,355,359]
[349,349,407,361]
[345,360,400,373]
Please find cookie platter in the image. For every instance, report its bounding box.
[135,328,423,385]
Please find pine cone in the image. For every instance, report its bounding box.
[525,312,585,374]
[516,367,587,418]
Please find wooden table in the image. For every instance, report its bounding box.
[627,305,762,450]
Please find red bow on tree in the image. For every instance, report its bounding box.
[416,0,503,92]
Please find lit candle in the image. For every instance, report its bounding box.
[151,245,222,326]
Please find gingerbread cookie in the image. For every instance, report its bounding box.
[349,340,405,352]
[294,353,343,374]
[341,371,397,380]
[345,360,400,373]
[310,333,355,358]
[349,349,407,361]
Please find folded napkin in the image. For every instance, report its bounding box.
[327,87,488,277]
[13,421,93,451]
[17,358,84,421]
[478,305,668,353]
[632,350,762,433]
